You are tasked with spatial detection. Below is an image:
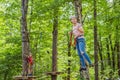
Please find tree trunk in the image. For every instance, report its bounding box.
[106,38,111,66]
[4,70,8,80]
[115,25,120,76]
[117,42,120,76]
[93,0,99,79]
[67,32,71,80]
[74,0,90,80]
[74,0,82,23]
[21,0,29,76]
[51,4,58,80]
[98,37,104,71]
[109,36,115,71]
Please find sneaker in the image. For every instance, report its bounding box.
[27,74,32,76]
[80,68,87,71]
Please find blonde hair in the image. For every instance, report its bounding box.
[69,15,77,20]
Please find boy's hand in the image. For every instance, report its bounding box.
[78,27,84,34]
[71,42,74,46]
[71,43,76,50]
[68,31,72,35]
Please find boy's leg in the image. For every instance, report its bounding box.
[78,41,92,65]
[83,52,92,64]
[76,41,86,68]
[30,65,33,75]
[28,64,33,76]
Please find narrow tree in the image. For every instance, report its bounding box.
[116,24,120,76]
[51,1,58,80]
[109,36,116,70]
[93,0,99,79]
[74,0,90,79]
[67,32,72,80]
[106,38,111,66]
[74,0,82,23]
[21,0,29,76]
[117,42,120,76]
[98,36,104,71]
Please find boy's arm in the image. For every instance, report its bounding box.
[78,24,84,34]
[78,27,84,34]
[69,31,76,47]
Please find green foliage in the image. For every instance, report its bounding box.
[0,0,120,80]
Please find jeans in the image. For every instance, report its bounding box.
[76,38,92,68]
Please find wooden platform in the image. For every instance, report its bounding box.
[14,76,36,80]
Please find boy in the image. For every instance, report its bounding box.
[69,16,93,71]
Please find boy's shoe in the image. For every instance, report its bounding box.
[27,74,32,76]
[80,68,87,71]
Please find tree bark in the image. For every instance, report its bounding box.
[109,36,115,70]
[106,38,111,66]
[93,0,99,79]
[51,3,58,80]
[115,25,120,76]
[4,70,8,80]
[21,0,29,76]
[74,0,90,79]
[98,37,104,71]
[117,43,120,76]
[74,0,82,23]
[67,32,72,80]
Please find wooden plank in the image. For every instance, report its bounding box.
[14,76,36,80]
[14,76,28,80]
